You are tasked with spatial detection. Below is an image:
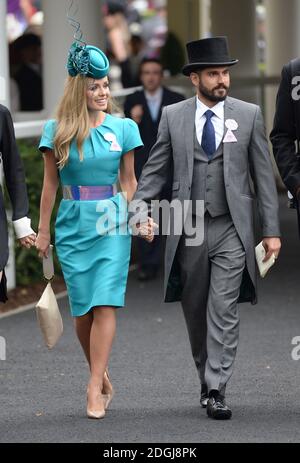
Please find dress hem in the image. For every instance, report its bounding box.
[71,301,125,317]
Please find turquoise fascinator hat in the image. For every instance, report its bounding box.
[67,42,110,79]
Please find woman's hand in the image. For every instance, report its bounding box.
[18,233,36,249]
[35,231,51,258]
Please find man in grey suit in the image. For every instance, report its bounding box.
[130,37,281,419]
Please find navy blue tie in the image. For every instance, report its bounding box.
[201,110,216,160]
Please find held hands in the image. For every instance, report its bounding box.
[35,230,51,258]
[135,217,158,243]
[262,237,281,262]
[18,233,36,249]
[35,216,158,258]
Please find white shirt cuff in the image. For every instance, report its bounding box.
[13,217,35,239]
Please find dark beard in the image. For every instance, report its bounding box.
[199,82,229,102]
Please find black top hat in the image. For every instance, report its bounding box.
[182,36,238,76]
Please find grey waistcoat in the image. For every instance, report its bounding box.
[190,129,229,217]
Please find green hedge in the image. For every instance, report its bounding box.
[4,138,62,286]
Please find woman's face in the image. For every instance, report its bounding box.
[86,77,110,112]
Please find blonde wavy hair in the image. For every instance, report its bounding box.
[53,74,116,169]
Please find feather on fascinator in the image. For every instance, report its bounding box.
[66,0,110,79]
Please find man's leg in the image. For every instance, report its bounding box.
[177,214,210,386]
[205,214,246,418]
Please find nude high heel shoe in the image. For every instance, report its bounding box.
[103,369,115,410]
[87,408,105,419]
[86,387,106,419]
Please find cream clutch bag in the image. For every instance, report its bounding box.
[35,245,63,349]
[255,241,276,278]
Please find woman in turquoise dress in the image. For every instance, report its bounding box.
[35,42,153,419]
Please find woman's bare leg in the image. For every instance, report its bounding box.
[74,312,93,368]
[87,306,116,412]
[74,310,114,394]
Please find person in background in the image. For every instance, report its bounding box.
[0,105,36,303]
[103,1,130,65]
[7,0,37,41]
[141,0,167,59]
[270,58,300,227]
[125,0,141,26]
[13,33,43,111]
[120,25,146,88]
[124,57,184,281]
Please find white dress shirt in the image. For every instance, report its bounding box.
[195,98,225,149]
[0,163,34,238]
[13,217,35,239]
[145,87,163,121]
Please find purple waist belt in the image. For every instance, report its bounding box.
[62,185,114,200]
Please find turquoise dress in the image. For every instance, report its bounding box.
[39,113,143,317]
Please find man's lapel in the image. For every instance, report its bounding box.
[223,97,235,183]
[184,96,197,186]
[141,91,153,122]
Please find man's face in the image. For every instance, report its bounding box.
[140,62,163,92]
[190,67,230,102]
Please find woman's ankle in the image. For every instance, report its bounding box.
[88,377,103,390]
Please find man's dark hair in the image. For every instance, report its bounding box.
[106,1,125,15]
[13,33,41,51]
[139,57,163,74]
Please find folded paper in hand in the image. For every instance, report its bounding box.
[35,245,63,349]
[255,241,276,278]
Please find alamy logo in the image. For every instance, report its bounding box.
[291,76,300,101]
[0,336,6,361]
[291,336,300,361]
[94,195,205,247]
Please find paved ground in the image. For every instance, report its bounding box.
[1,195,300,443]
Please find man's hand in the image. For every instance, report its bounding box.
[18,233,36,249]
[262,237,281,262]
[130,105,143,124]
[135,217,158,243]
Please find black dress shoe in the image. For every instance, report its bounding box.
[207,394,232,420]
[200,384,209,408]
